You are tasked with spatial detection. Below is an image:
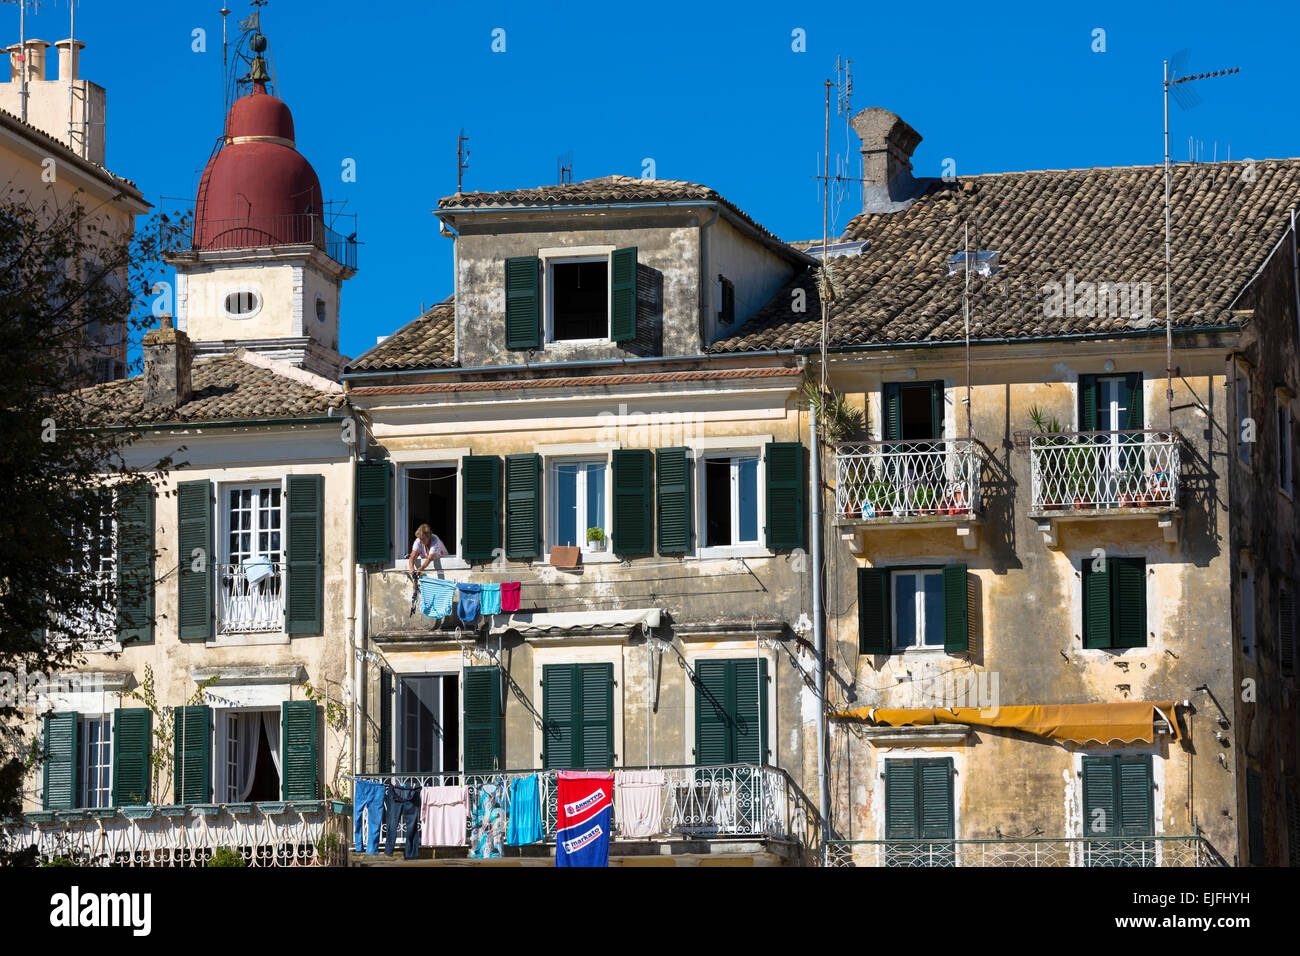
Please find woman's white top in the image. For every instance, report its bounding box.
[411,535,449,564]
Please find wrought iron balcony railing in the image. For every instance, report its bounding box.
[1028,430,1180,512]
[217,562,284,634]
[2,801,350,867]
[354,764,820,854]
[166,214,357,271]
[825,835,1218,867]
[834,439,982,520]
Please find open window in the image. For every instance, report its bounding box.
[217,709,282,803]
[884,381,944,440]
[701,453,759,549]
[549,258,608,341]
[218,484,283,634]
[403,465,458,561]
[396,675,459,774]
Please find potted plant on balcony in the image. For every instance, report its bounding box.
[1148,468,1169,505]
[943,486,968,516]
[839,472,865,519]
[1029,405,1068,509]
[912,484,937,516]
[585,527,607,552]
[864,480,895,518]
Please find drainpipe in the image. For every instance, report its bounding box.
[698,207,720,349]
[1291,210,1300,356]
[809,400,829,863]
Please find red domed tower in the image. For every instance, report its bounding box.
[167,28,356,379]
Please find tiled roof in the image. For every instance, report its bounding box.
[348,366,799,397]
[711,160,1300,353]
[71,352,347,427]
[439,174,791,248]
[344,297,456,372]
[0,107,146,202]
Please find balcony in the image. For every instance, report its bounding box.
[1,802,350,867]
[217,562,284,634]
[164,214,358,273]
[352,764,820,866]
[825,835,1220,867]
[1026,430,1181,545]
[834,439,983,550]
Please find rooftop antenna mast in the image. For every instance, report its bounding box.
[1162,50,1239,430]
[457,129,470,193]
[221,6,231,116]
[4,0,42,122]
[557,150,574,185]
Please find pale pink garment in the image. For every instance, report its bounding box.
[615,770,666,838]
[420,786,469,847]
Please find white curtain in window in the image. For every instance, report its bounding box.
[263,710,282,779]
[235,712,261,802]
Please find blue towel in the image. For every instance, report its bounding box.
[457,583,482,624]
[506,774,543,846]
[419,577,457,618]
[480,583,502,615]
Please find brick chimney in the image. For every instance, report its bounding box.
[142,315,193,410]
[849,107,927,213]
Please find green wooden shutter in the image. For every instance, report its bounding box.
[1125,373,1144,430]
[884,760,919,840]
[884,384,902,441]
[111,708,151,806]
[610,246,637,342]
[116,483,154,644]
[764,441,805,550]
[942,563,970,654]
[918,757,955,840]
[285,474,324,635]
[732,658,769,765]
[378,668,393,774]
[41,713,77,810]
[542,664,576,770]
[1079,375,1098,432]
[858,567,891,654]
[1247,768,1266,864]
[281,700,319,800]
[1112,557,1148,648]
[1082,557,1113,649]
[463,666,502,773]
[504,453,540,560]
[177,480,213,642]
[354,460,392,565]
[1082,755,1117,837]
[655,447,691,554]
[929,382,944,439]
[461,456,501,562]
[505,255,540,349]
[1116,755,1153,837]
[173,705,211,804]
[579,663,614,769]
[694,660,732,765]
[612,449,652,555]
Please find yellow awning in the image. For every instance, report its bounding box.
[830,701,1179,745]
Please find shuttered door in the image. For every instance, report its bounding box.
[111,708,151,806]
[42,713,78,810]
[1082,755,1117,838]
[116,483,154,644]
[610,247,638,342]
[505,256,540,349]
[942,563,970,653]
[1082,557,1113,649]
[884,760,919,840]
[655,447,691,554]
[694,659,767,765]
[858,567,891,654]
[764,442,804,550]
[281,700,319,800]
[504,454,540,560]
[611,449,652,555]
[542,664,576,770]
[694,660,732,765]
[173,705,211,804]
[883,384,902,441]
[285,474,324,635]
[463,666,501,773]
[177,480,213,641]
[580,663,614,769]
[1112,558,1148,649]
[461,456,501,562]
[731,658,768,765]
[1116,755,1153,837]
[544,664,613,769]
[918,758,955,840]
[354,460,392,565]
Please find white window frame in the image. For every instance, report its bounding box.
[542,247,616,345]
[216,480,286,637]
[219,481,285,566]
[221,287,263,320]
[79,714,112,809]
[890,568,946,651]
[547,456,611,554]
[214,707,281,803]
[393,673,460,775]
[1278,393,1293,497]
[696,449,763,558]
[395,461,463,569]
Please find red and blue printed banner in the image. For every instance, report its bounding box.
[555,771,614,867]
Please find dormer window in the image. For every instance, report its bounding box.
[504,247,638,349]
[550,258,608,341]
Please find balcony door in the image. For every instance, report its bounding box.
[220,484,283,633]
[1079,374,1143,505]
[883,382,944,513]
[397,675,458,775]
[218,709,281,803]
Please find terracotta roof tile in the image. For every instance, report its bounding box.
[348,366,798,397]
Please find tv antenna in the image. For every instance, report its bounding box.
[557,150,574,185]
[1161,51,1239,428]
[456,129,470,193]
[3,0,43,122]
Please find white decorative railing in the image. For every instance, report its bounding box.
[217,562,284,634]
[1,802,350,867]
[834,439,982,520]
[825,835,1218,867]
[1028,430,1180,511]
[49,570,117,647]
[355,764,820,854]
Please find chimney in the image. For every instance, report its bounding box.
[21,39,49,82]
[142,315,193,411]
[55,38,83,81]
[6,45,21,84]
[849,107,927,213]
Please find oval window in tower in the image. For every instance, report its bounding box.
[223,288,262,319]
[315,295,327,323]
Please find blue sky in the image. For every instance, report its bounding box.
[13,0,1299,359]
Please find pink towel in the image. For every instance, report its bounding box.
[500,581,521,613]
[420,786,469,847]
[615,770,666,838]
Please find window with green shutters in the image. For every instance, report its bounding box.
[655,447,691,554]
[883,381,943,441]
[764,441,804,550]
[281,700,319,800]
[505,453,541,560]
[1082,754,1155,865]
[111,708,151,806]
[858,565,972,654]
[693,658,768,766]
[460,456,501,562]
[285,474,324,635]
[378,668,394,774]
[610,246,638,342]
[116,483,154,644]
[1082,556,1147,649]
[42,712,78,810]
[542,663,614,770]
[173,705,211,804]
[505,255,540,349]
[1079,373,1143,432]
[177,480,213,641]
[884,757,955,865]
[463,666,502,773]
[611,449,652,555]
[354,460,392,565]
